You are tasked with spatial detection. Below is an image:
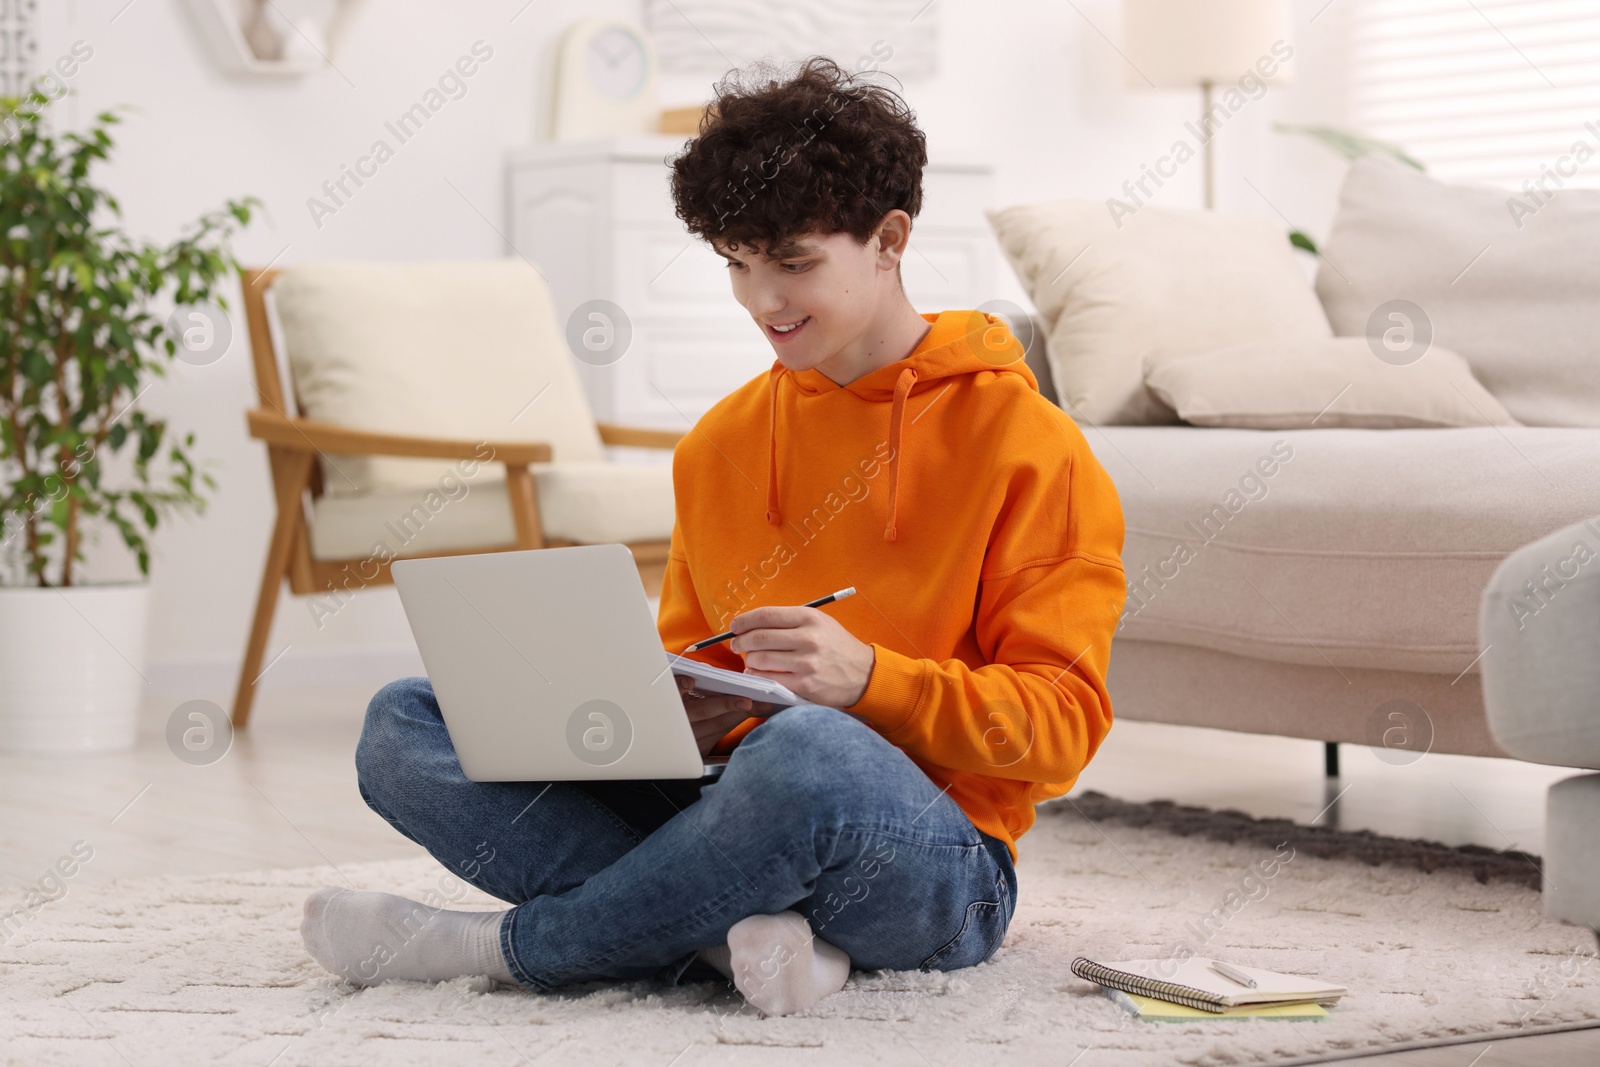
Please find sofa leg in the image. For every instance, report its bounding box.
[1324,741,1340,778]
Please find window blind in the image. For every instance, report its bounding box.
[1349,0,1600,189]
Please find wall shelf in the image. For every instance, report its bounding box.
[181,0,366,78]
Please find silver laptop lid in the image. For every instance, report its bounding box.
[390,544,705,781]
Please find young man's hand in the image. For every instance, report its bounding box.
[674,675,775,758]
[727,605,876,709]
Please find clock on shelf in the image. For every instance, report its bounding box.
[549,18,659,141]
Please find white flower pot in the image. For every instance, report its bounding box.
[0,581,149,753]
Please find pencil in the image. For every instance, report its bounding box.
[682,587,857,652]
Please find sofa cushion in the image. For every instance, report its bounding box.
[1315,155,1600,427]
[1095,426,1600,674]
[308,462,675,561]
[1144,337,1520,429]
[987,200,1331,425]
[273,259,606,498]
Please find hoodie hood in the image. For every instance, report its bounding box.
[763,310,1038,542]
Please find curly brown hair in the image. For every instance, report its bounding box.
[668,55,927,260]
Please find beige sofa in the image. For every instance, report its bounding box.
[1087,423,1600,761]
[1004,156,1600,765]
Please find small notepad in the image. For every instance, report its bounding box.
[1072,957,1346,1014]
[663,653,805,708]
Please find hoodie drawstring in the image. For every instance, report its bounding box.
[765,362,917,542]
[765,362,786,526]
[882,367,916,542]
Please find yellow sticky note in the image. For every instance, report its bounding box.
[1114,990,1329,1022]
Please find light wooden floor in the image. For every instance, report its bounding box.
[0,687,429,895]
[2,687,1595,1063]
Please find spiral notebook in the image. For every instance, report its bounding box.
[1072,957,1346,1014]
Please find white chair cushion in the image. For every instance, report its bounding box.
[307,462,675,560]
[986,200,1332,425]
[1316,156,1600,428]
[531,462,676,545]
[272,259,606,498]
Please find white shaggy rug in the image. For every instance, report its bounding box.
[4,792,1599,1067]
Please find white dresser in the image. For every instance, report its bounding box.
[506,135,997,439]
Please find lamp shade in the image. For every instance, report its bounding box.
[1124,0,1294,88]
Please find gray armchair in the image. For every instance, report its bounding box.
[1481,514,1600,936]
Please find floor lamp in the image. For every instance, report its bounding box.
[1124,0,1294,210]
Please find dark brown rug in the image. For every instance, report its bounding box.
[1054,789,1544,890]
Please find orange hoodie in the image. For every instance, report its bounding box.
[655,310,1127,863]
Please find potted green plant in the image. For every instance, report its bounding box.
[0,89,257,753]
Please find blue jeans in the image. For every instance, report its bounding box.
[355,676,1017,992]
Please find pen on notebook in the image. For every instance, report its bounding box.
[1209,960,1258,989]
[681,587,857,652]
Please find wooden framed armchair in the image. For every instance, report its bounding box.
[234,260,685,728]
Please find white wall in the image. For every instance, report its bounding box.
[34,0,1355,697]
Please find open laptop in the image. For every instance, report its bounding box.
[391,543,731,781]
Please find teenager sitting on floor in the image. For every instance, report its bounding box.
[300,54,1127,1018]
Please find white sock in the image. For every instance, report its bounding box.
[300,887,515,987]
[698,911,851,1017]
